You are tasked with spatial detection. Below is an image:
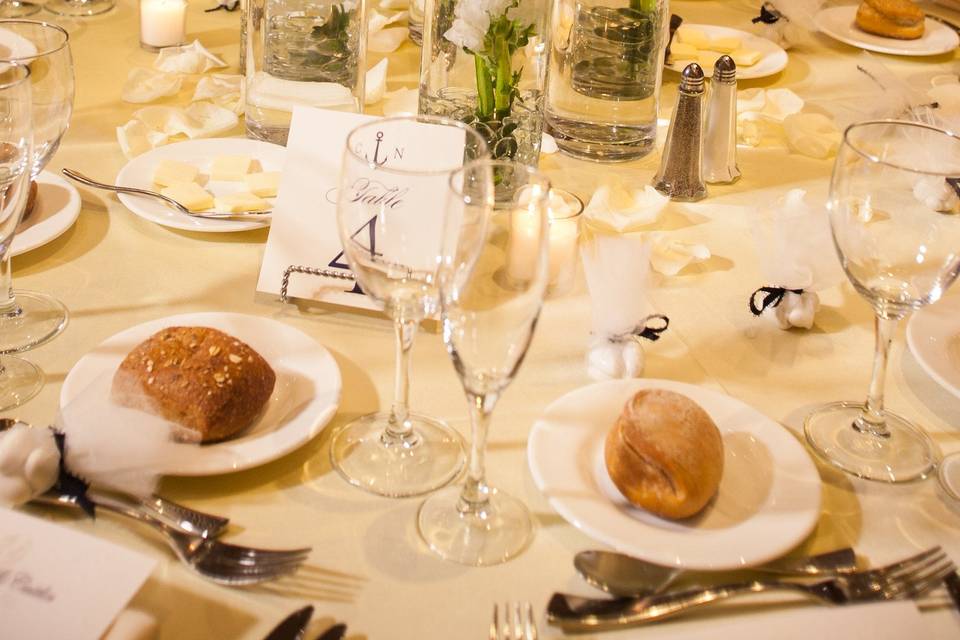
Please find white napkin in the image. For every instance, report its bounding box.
[649,234,710,276]
[0,422,59,507]
[365,58,389,105]
[382,87,419,115]
[102,609,158,640]
[368,9,408,53]
[192,73,244,114]
[782,112,841,159]
[154,40,228,74]
[121,67,182,104]
[583,181,669,233]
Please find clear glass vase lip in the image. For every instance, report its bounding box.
[0,63,30,92]
[842,119,960,177]
[343,114,489,177]
[0,19,70,61]
[447,159,552,201]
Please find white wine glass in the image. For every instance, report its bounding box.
[805,120,960,482]
[0,64,40,408]
[418,160,551,566]
[45,0,113,17]
[0,0,40,17]
[330,115,487,498]
[0,20,74,355]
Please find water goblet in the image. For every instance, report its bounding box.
[45,0,113,16]
[330,115,487,498]
[804,120,960,482]
[418,160,551,566]
[0,20,74,355]
[0,0,40,17]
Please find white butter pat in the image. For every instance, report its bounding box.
[214,192,269,212]
[710,36,741,53]
[244,171,281,197]
[670,42,698,59]
[161,182,214,211]
[153,159,199,187]
[210,155,253,181]
[676,26,710,48]
[731,48,763,66]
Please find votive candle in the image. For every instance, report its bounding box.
[507,188,583,294]
[140,0,187,51]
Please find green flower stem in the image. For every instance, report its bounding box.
[475,54,494,121]
[494,36,512,120]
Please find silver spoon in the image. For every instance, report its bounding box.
[61,168,273,220]
[575,547,859,598]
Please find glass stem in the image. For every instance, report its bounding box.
[854,313,899,438]
[383,317,418,444]
[458,391,499,513]
[0,255,18,317]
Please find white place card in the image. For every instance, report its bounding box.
[257,106,467,311]
[0,508,156,640]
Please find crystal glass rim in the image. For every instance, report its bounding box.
[343,114,488,177]
[0,19,70,60]
[841,119,960,178]
[0,63,30,91]
[548,188,584,221]
[447,159,552,203]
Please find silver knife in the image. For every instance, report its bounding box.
[264,606,314,640]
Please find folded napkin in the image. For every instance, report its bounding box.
[583,180,669,233]
[154,40,228,74]
[121,68,182,104]
[192,73,243,114]
[368,9,408,53]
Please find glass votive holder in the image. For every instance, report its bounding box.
[139,0,187,51]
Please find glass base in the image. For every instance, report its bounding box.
[0,291,68,354]
[0,355,43,411]
[0,0,41,17]
[804,401,937,483]
[330,411,465,498]
[547,115,656,162]
[45,0,114,15]
[417,485,535,566]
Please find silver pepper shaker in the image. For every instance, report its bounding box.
[653,63,707,202]
[703,55,741,184]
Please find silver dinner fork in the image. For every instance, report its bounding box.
[549,547,956,631]
[62,168,273,219]
[491,602,538,640]
[37,491,310,585]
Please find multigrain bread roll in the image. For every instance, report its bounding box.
[856,0,925,40]
[112,326,276,443]
[604,389,723,519]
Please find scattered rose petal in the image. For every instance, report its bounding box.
[154,40,228,74]
[121,67,182,104]
[584,181,669,233]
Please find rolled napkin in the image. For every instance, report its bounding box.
[154,40,228,74]
[0,422,59,507]
[751,188,843,330]
[192,73,243,114]
[583,180,670,233]
[122,68,182,104]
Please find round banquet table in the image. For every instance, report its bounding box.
[6,0,960,638]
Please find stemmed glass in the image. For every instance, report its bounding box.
[0,64,40,409]
[0,1,39,18]
[0,20,74,355]
[331,115,487,498]
[805,120,960,483]
[45,0,113,17]
[418,160,551,566]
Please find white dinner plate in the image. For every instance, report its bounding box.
[665,24,788,80]
[814,6,959,56]
[60,312,341,476]
[11,170,81,257]
[907,291,960,399]
[527,379,822,570]
[115,138,285,233]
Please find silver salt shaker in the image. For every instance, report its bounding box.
[653,63,707,202]
[703,55,741,184]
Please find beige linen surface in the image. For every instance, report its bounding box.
[6,0,960,638]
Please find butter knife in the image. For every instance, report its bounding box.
[264,606,313,640]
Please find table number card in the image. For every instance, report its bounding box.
[0,508,156,640]
[257,106,467,310]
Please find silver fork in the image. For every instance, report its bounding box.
[491,602,538,640]
[62,168,273,219]
[36,491,310,585]
[549,547,955,631]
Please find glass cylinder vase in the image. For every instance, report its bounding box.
[418,0,552,166]
[546,0,668,162]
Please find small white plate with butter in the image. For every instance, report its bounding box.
[665,24,788,80]
[116,138,285,233]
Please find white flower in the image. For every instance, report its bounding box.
[444,0,514,51]
[0,423,60,507]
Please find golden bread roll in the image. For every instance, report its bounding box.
[604,389,724,519]
[856,0,925,39]
[112,326,276,443]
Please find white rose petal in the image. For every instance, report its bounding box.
[783,112,840,159]
[121,67,182,104]
[649,235,711,276]
[584,181,669,233]
[365,58,389,105]
[154,40,227,74]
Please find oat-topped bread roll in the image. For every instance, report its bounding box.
[856,0,925,40]
[604,389,724,519]
[112,326,276,443]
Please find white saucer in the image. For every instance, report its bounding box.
[11,170,81,257]
[814,6,959,56]
[665,24,788,80]
[60,312,341,476]
[527,379,822,570]
[115,138,285,233]
[907,291,960,399]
